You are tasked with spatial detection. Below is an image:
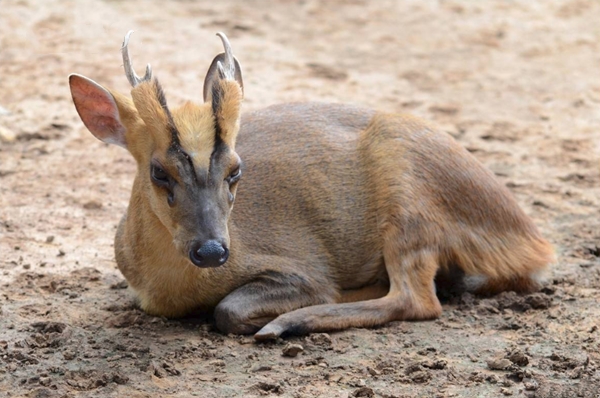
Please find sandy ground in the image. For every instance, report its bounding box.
[1,0,600,397]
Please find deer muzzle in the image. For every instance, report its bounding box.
[189,240,229,268]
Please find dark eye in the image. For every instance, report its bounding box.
[226,167,241,183]
[151,164,169,186]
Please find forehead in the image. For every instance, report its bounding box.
[170,102,216,170]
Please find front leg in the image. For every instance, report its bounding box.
[214,270,338,335]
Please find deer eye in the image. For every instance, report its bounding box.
[151,164,170,187]
[226,167,241,184]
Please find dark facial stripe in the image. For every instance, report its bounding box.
[211,82,228,145]
[209,81,230,181]
[154,78,168,110]
[146,78,195,185]
[209,138,228,181]
[168,141,197,185]
[211,82,222,121]
[153,78,180,146]
[168,123,182,148]
[159,79,228,186]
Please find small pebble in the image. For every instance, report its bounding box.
[39,377,51,386]
[351,386,374,397]
[0,125,16,142]
[251,364,272,372]
[282,343,304,357]
[507,350,529,366]
[487,357,512,370]
[366,366,380,376]
[83,200,102,210]
[524,379,539,391]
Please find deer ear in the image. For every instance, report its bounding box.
[203,33,244,148]
[69,73,127,148]
[203,53,243,103]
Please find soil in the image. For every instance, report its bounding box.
[1,1,599,397]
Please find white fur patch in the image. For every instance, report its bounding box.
[463,275,488,292]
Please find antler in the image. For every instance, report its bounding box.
[121,30,152,87]
[202,32,244,102]
[215,32,236,80]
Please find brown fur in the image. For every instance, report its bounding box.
[69,35,554,339]
[172,102,215,170]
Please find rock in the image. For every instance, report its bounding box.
[39,377,51,386]
[250,364,272,372]
[253,382,282,394]
[569,366,584,379]
[410,370,432,383]
[0,125,16,142]
[525,293,552,309]
[105,312,143,328]
[282,343,304,357]
[83,200,103,210]
[507,350,529,366]
[110,280,129,290]
[422,359,447,370]
[307,333,332,347]
[487,357,512,370]
[486,373,500,384]
[524,379,539,391]
[149,361,167,378]
[111,372,129,384]
[63,349,76,360]
[351,387,374,397]
[30,321,67,334]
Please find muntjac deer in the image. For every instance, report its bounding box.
[69,32,554,339]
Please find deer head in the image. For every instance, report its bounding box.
[69,31,244,268]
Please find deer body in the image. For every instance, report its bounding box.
[70,33,553,339]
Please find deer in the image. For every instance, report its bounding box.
[68,31,554,340]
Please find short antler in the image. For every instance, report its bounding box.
[215,32,235,80]
[122,30,152,87]
[203,32,244,102]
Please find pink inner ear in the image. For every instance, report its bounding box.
[70,75,127,148]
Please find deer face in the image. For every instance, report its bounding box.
[69,32,244,268]
[145,100,244,267]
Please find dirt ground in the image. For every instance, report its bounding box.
[1,0,599,397]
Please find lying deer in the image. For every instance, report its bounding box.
[69,32,554,339]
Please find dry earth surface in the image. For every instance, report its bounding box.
[1,0,600,397]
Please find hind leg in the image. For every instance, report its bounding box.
[382,232,443,320]
[254,231,443,340]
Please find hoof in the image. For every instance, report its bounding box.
[254,323,285,341]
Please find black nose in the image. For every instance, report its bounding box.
[189,240,229,268]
